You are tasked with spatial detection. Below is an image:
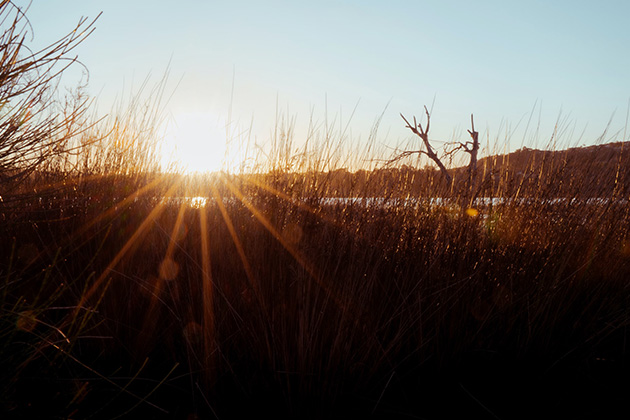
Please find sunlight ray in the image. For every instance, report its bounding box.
[198,199,216,374]
[163,192,190,266]
[209,182,261,303]
[61,175,173,251]
[138,193,191,347]
[240,174,366,238]
[243,175,320,215]
[69,180,182,325]
[222,176,346,311]
[0,174,172,272]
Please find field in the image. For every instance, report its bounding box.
[2,3,630,418]
[2,151,630,419]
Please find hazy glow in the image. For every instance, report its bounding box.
[26,1,630,156]
[162,111,228,173]
[188,196,208,208]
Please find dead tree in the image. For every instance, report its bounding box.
[393,106,453,187]
[446,114,480,204]
[392,107,481,205]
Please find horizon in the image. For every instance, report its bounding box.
[21,0,630,172]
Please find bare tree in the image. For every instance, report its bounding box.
[0,2,98,192]
[445,114,480,203]
[393,106,453,186]
[466,115,480,191]
[392,107,481,204]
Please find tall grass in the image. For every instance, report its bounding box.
[2,4,630,419]
[2,104,630,418]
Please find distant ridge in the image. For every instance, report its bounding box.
[312,141,630,198]
[476,141,629,174]
[469,141,630,197]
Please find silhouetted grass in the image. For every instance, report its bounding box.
[2,4,630,417]
[2,136,630,418]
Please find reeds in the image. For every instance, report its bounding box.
[2,4,630,418]
[2,109,629,418]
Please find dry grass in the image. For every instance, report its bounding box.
[1,4,630,418]
[2,124,629,418]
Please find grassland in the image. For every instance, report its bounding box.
[2,141,630,419]
[2,3,630,418]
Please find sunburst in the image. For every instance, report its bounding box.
[161,111,246,174]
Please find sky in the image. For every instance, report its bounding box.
[18,0,630,172]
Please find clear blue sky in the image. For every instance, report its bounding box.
[19,0,630,170]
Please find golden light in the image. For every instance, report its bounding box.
[465,208,479,217]
[161,111,231,174]
[188,196,208,208]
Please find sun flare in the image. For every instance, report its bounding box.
[161,111,235,174]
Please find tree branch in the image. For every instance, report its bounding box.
[395,108,453,186]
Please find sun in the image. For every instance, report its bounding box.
[161,111,231,174]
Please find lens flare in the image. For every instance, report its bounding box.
[465,208,479,217]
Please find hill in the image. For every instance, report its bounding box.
[471,141,630,198]
[299,141,630,198]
